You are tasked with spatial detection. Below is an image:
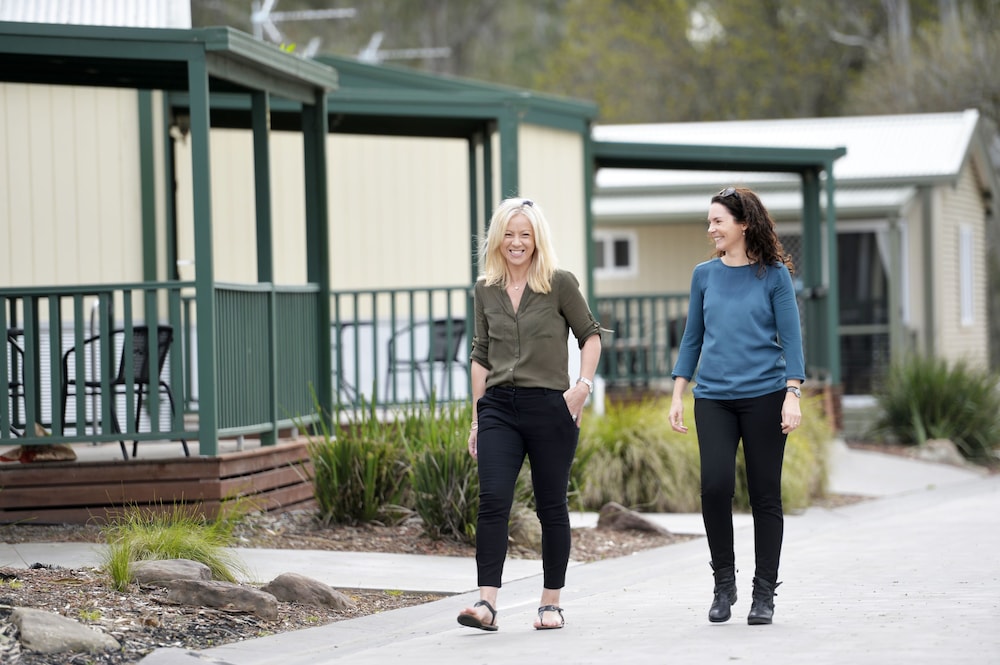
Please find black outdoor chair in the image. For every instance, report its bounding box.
[5,329,26,436]
[60,325,188,460]
[384,318,468,401]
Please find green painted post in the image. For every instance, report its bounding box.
[824,164,841,386]
[252,90,277,445]
[304,91,333,414]
[497,111,519,198]
[188,54,219,457]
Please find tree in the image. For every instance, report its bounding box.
[533,0,889,123]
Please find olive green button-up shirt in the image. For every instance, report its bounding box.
[470,269,601,391]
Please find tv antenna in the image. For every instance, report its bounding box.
[251,0,356,56]
[357,31,452,64]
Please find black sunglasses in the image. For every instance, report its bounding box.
[717,187,738,198]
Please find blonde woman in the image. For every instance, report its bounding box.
[457,197,602,632]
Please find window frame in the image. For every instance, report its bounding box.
[593,230,638,279]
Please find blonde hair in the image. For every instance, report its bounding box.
[478,197,559,293]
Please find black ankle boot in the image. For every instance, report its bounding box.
[747,577,780,625]
[708,564,737,623]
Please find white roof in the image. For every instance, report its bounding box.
[0,0,191,28]
[594,109,981,185]
[592,110,984,220]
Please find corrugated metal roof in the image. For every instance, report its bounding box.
[0,0,191,28]
[594,109,981,184]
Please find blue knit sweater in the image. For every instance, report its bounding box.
[671,258,805,400]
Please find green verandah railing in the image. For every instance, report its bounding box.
[595,293,691,389]
[1,281,689,456]
[329,286,474,409]
[1,282,192,450]
[0,281,327,454]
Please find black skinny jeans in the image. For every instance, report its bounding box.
[475,386,580,589]
[694,389,788,583]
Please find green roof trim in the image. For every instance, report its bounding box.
[594,141,846,173]
[317,54,598,134]
[0,21,338,103]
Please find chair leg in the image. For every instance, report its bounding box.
[163,384,189,457]
[109,409,127,461]
[132,386,145,458]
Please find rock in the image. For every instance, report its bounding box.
[261,572,355,610]
[12,607,120,654]
[917,439,969,466]
[133,558,213,585]
[163,579,279,620]
[597,501,672,535]
[508,504,542,553]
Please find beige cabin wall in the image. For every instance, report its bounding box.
[935,167,989,366]
[594,223,709,296]
[0,83,143,288]
[517,125,588,291]
[174,130,472,318]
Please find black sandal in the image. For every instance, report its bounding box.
[535,604,565,630]
[457,599,499,631]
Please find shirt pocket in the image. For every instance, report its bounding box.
[484,305,514,342]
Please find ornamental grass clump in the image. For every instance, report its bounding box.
[101,502,250,591]
[305,395,409,526]
[872,354,1000,461]
[574,397,702,513]
[402,400,480,544]
[734,394,833,512]
[574,393,833,514]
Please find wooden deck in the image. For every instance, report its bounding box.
[0,438,315,525]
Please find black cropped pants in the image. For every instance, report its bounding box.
[475,386,580,589]
[694,389,788,583]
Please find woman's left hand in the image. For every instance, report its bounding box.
[563,382,590,428]
[780,395,802,434]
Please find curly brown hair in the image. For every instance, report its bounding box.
[711,187,795,276]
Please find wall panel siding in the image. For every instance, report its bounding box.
[175,131,472,290]
[2,84,34,286]
[0,84,143,287]
[325,134,470,290]
[518,125,588,290]
[937,167,988,365]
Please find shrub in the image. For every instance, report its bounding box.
[733,394,833,512]
[574,398,702,512]
[871,354,1000,460]
[101,502,251,591]
[305,397,409,526]
[403,401,480,544]
[574,394,833,513]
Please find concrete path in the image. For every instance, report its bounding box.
[4,440,998,664]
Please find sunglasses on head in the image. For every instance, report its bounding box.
[717,187,738,198]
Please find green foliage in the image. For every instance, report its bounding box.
[403,401,480,544]
[732,395,834,512]
[575,394,833,513]
[871,354,1000,460]
[574,398,702,513]
[305,395,409,526]
[101,502,251,591]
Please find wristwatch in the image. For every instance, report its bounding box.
[785,386,802,398]
[577,377,594,394]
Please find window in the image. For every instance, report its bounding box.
[959,225,974,326]
[594,231,637,278]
